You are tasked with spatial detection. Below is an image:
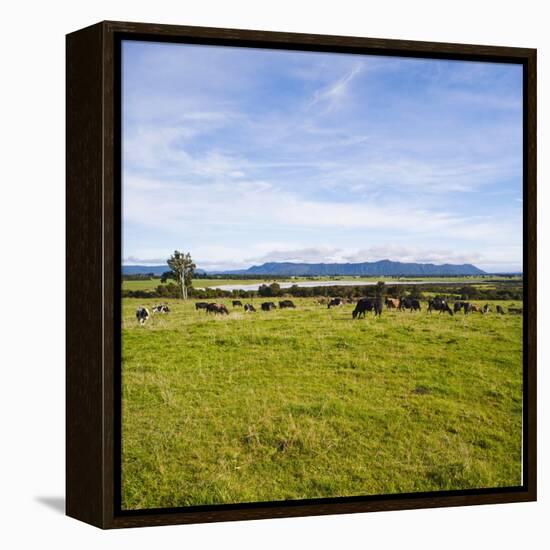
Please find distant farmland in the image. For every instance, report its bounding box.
[122,274,521,292]
[121,294,523,510]
[122,278,275,291]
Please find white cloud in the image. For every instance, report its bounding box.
[341,245,483,265]
[308,63,364,112]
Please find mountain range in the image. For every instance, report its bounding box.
[123,260,485,277]
[222,260,485,276]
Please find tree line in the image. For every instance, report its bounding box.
[123,281,522,302]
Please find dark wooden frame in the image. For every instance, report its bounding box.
[66,20,537,529]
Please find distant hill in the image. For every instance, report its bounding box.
[122,265,167,276]
[221,260,485,277]
[123,260,485,277]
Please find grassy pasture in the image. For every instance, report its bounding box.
[121,296,523,510]
[123,278,286,291]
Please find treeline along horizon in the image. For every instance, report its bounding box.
[122,281,523,302]
[122,272,521,281]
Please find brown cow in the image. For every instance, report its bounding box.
[464,303,481,314]
[385,298,400,309]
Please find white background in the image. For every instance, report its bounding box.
[0,0,546,547]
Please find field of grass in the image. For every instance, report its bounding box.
[122,278,295,291]
[121,296,523,510]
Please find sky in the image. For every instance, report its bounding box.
[122,40,524,273]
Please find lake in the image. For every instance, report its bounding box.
[195,279,473,292]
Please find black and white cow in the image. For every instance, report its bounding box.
[136,307,150,325]
[427,298,453,316]
[152,304,170,313]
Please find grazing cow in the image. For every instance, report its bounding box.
[279,300,296,309]
[244,304,256,312]
[399,298,421,312]
[207,303,229,315]
[427,298,453,316]
[195,302,209,311]
[152,304,170,313]
[482,304,491,314]
[232,300,243,307]
[463,303,481,314]
[385,298,400,309]
[352,298,383,319]
[135,306,150,325]
[261,302,277,311]
[496,305,505,314]
[508,307,523,315]
[454,301,465,313]
[327,298,344,309]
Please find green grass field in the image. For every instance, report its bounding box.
[121,296,523,510]
[123,278,290,291]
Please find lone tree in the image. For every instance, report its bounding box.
[167,250,196,300]
[375,281,385,312]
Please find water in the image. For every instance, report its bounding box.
[195,279,471,292]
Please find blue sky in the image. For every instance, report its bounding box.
[122,40,523,272]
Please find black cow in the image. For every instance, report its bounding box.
[399,298,421,312]
[427,298,453,316]
[207,303,229,315]
[136,306,150,325]
[454,301,465,313]
[482,304,491,314]
[232,300,243,307]
[195,302,209,311]
[327,298,344,309]
[261,302,277,311]
[279,300,296,309]
[152,304,170,313]
[352,298,382,319]
[496,305,505,314]
[244,304,256,312]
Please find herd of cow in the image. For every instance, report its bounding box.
[192,299,297,314]
[134,296,522,325]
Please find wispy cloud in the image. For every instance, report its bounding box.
[308,63,364,112]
